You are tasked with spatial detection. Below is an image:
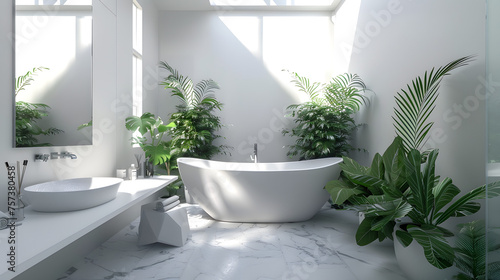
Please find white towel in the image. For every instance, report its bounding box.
[162,200,180,212]
[156,195,180,212]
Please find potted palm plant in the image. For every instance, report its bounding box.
[282,71,368,159]
[159,61,230,159]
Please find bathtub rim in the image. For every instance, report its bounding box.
[177,157,343,172]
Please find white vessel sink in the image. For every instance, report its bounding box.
[24,177,123,212]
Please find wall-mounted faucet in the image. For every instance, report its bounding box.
[34,154,50,162]
[33,152,77,162]
[250,143,258,163]
[56,152,78,159]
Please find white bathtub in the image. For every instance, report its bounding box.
[177,157,342,222]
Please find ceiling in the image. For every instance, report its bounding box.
[152,0,343,11]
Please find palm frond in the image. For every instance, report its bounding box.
[15,66,49,96]
[160,61,222,110]
[194,79,222,109]
[393,56,474,153]
[283,69,324,104]
[325,73,368,112]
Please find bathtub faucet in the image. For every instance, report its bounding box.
[250,143,258,163]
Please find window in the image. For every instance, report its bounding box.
[132,0,142,117]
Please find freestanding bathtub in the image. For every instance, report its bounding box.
[177,157,342,223]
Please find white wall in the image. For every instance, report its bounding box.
[158,10,335,162]
[333,0,486,193]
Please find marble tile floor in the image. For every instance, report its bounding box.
[57,204,407,280]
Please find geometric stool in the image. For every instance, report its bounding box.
[138,199,190,247]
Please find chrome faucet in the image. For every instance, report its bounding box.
[61,152,78,159]
[50,152,77,160]
[250,143,258,163]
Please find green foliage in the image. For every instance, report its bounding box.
[15,67,49,96]
[453,220,500,280]
[169,105,229,159]
[125,112,176,175]
[159,61,222,110]
[326,137,411,244]
[393,56,474,153]
[15,67,63,147]
[326,137,500,269]
[160,62,230,159]
[283,72,368,159]
[283,104,360,159]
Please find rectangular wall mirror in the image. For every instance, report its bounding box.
[14,0,93,147]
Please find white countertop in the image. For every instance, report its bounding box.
[0,176,177,280]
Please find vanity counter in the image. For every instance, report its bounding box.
[0,176,177,280]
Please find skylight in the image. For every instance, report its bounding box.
[210,0,336,7]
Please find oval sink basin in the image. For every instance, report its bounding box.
[24,177,123,212]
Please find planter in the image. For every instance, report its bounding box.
[394,226,458,280]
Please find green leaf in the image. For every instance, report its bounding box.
[435,182,500,225]
[407,224,454,269]
[325,180,365,205]
[125,113,156,135]
[370,200,412,231]
[382,137,406,188]
[356,216,379,246]
[143,144,171,165]
[406,149,436,218]
[432,177,460,214]
[393,56,474,152]
[395,228,413,247]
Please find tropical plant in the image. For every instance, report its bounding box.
[15,67,63,147]
[282,71,368,159]
[326,137,500,269]
[125,112,176,175]
[168,106,229,159]
[160,61,230,159]
[453,220,500,280]
[393,56,474,153]
[326,136,410,243]
[159,61,222,110]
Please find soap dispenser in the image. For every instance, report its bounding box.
[128,164,137,180]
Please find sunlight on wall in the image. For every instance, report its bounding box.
[219,14,334,100]
[219,16,261,57]
[331,0,361,73]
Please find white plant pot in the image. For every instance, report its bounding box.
[394,229,458,280]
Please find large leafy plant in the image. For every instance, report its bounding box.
[15,67,63,147]
[326,138,500,269]
[326,137,410,243]
[283,72,368,159]
[160,61,229,159]
[125,112,176,175]
[393,56,473,153]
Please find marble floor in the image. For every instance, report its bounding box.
[57,204,407,280]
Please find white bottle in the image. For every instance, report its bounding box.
[128,164,137,180]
